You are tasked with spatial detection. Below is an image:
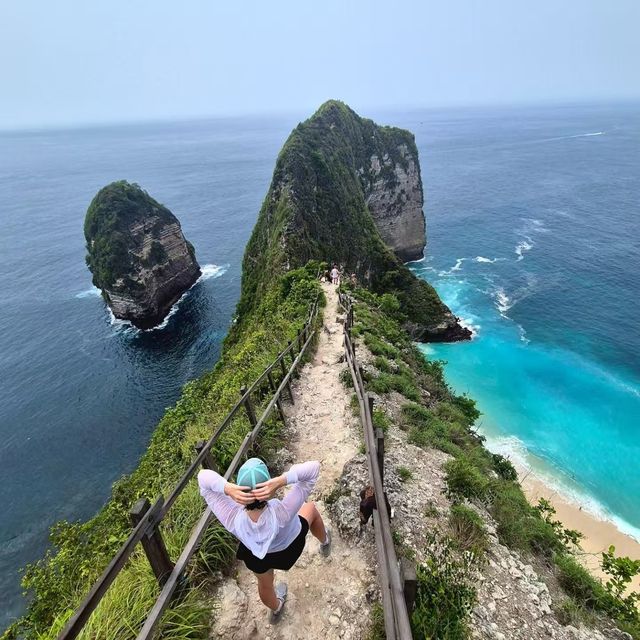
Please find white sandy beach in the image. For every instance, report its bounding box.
[519,466,640,591]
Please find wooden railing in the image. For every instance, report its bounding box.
[338,291,416,640]
[59,299,320,640]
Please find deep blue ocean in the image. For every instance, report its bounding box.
[0,103,638,627]
[0,116,295,625]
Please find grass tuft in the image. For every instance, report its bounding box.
[397,466,413,483]
[448,504,488,557]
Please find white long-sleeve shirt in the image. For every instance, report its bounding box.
[197,460,320,559]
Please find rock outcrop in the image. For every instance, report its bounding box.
[239,100,470,342]
[405,316,474,342]
[84,181,201,329]
[363,143,426,262]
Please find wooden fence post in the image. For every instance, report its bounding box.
[130,498,174,586]
[288,340,297,364]
[401,557,417,614]
[267,371,287,428]
[297,328,303,351]
[240,385,257,427]
[376,428,385,484]
[280,357,294,404]
[194,440,215,470]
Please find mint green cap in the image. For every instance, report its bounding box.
[237,457,271,489]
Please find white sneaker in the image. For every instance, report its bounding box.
[320,526,332,557]
[270,582,288,623]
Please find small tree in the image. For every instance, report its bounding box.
[601,545,640,621]
[534,498,583,551]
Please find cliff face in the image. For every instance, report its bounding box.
[84,181,201,329]
[362,141,426,262]
[239,100,470,342]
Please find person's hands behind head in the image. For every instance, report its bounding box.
[252,474,287,501]
[224,482,255,505]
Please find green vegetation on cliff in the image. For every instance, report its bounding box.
[238,100,458,339]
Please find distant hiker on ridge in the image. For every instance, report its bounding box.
[198,458,331,622]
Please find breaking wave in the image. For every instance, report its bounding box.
[75,286,101,299]
[515,238,533,261]
[199,263,229,282]
[458,316,480,338]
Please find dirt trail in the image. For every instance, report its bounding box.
[211,282,374,640]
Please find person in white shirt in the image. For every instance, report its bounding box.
[330,265,340,285]
[198,458,331,621]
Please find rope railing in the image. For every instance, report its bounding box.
[59,297,320,640]
[338,291,416,640]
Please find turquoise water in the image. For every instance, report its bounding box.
[401,103,640,539]
[417,276,640,538]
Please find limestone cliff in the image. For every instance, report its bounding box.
[239,100,470,342]
[362,138,425,262]
[84,181,201,329]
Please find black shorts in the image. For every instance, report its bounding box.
[236,515,309,574]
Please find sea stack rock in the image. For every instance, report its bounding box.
[240,100,471,342]
[84,181,201,329]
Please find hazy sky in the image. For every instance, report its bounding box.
[1,0,639,129]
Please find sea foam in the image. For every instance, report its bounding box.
[494,287,513,315]
[515,238,533,261]
[439,258,466,275]
[199,263,229,282]
[475,256,504,264]
[458,316,480,338]
[75,286,101,299]
[514,218,551,261]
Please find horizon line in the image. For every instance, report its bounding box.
[2,96,639,135]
